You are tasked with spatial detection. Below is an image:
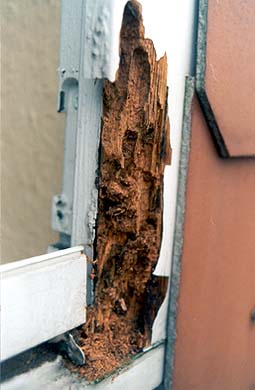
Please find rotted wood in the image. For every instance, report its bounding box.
[74,0,171,382]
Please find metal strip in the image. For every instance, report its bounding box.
[0,247,86,361]
[163,76,195,390]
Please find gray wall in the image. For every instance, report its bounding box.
[2,0,65,263]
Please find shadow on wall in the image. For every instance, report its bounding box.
[1,0,65,263]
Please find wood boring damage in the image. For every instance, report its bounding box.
[72,1,171,381]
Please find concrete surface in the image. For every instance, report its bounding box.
[1,0,65,263]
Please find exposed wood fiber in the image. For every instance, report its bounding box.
[73,1,171,381]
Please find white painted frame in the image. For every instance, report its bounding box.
[1,2,198,389]
[0,247,86,361]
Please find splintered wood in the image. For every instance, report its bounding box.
[75,0,171,381]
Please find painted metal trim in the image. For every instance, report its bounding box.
[0,247,86,361]
[162,76,195,390]
[52,0,83,236]
[0,246,84,273]
[52,0,128,242]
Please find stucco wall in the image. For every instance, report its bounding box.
[2,0,64,263]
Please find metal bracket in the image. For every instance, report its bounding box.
[51,0,105,251]
[51,0,127,246]
[49,332,86,366]
[51,0,128,305]
[51,0,82,238]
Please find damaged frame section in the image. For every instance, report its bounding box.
[75,0,171,382]
[1,0,200,388]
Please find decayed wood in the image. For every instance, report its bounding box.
[76,1,171,381]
